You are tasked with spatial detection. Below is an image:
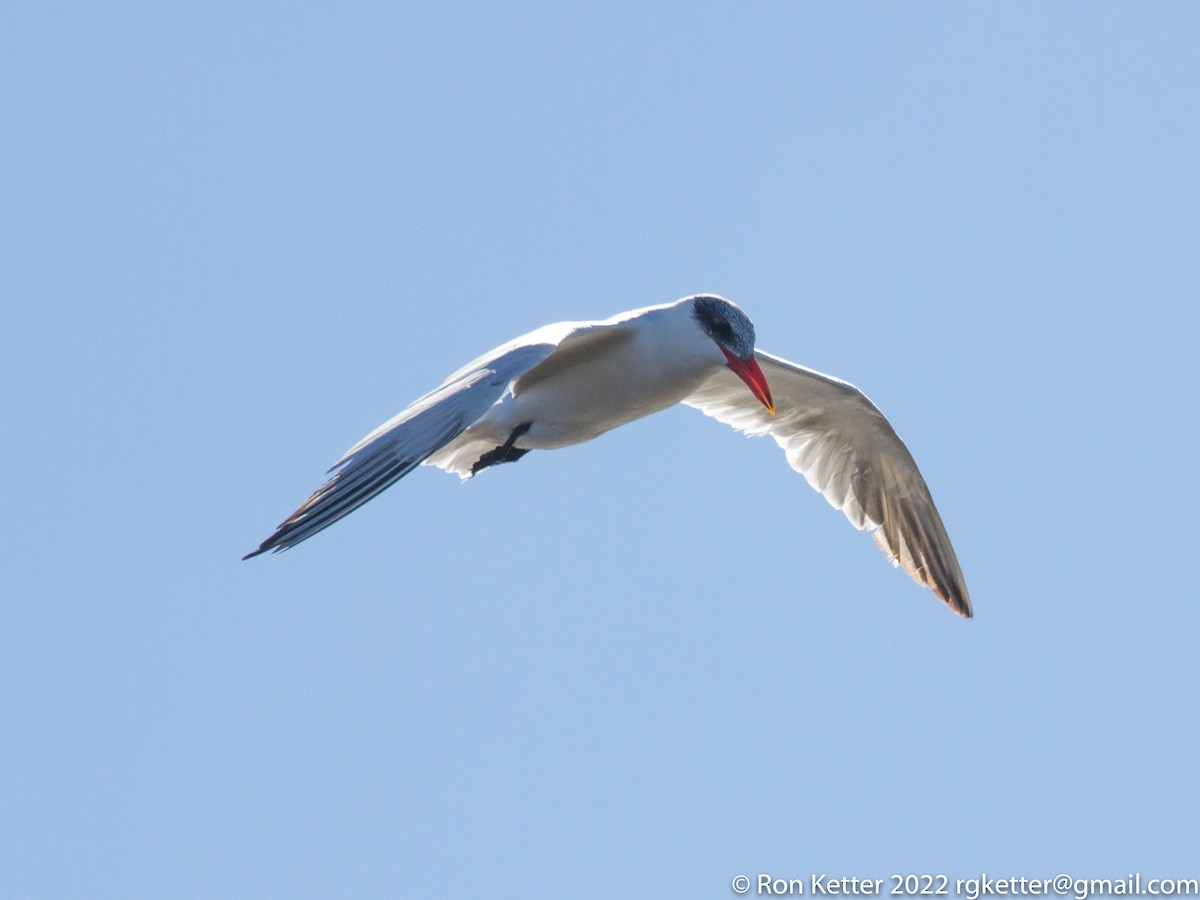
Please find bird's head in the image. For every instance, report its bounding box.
[690,295,775,414]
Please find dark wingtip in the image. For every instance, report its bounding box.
[242,545,268,561]
[944,589,973,619]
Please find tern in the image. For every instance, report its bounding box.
[246,295,971,617]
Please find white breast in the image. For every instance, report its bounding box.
[465,305,723,452]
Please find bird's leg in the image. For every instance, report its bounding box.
[471,423,532,475]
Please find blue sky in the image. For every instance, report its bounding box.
[2,3,1198,897]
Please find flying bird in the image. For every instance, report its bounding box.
[246,295,971,617]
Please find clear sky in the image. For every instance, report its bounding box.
[2,3,1198,897]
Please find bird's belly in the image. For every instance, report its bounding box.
[485,355,710,450]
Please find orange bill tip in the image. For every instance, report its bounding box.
[722,349,775,415]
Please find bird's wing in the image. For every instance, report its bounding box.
[682,350,971,617]
[244,338,564,558]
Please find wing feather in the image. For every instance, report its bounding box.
[683,350,972,617]
[243,341,559,557]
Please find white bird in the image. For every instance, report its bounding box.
[246,295,971,617]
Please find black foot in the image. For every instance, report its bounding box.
[471,423,532,475]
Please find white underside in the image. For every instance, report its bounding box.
[425,306,720,476]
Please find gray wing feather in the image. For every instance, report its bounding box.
[683,350,972,617]
[244,342,557,557]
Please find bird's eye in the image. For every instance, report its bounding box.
[717,321,734,339]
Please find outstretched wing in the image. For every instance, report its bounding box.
[683,350,971,617]
[244,340,560,558]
